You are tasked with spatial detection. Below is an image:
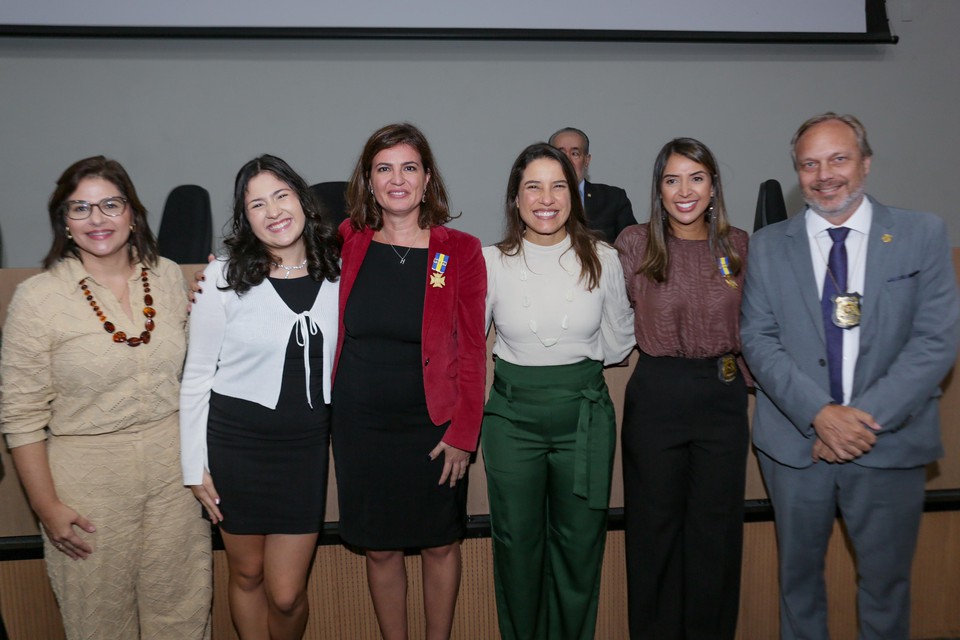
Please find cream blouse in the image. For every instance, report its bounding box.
[1,257,187,449]
[483,237,635,367]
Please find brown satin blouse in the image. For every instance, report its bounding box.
[615,223,749,360]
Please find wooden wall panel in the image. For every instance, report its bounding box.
[736,521,779,639]
[0,447,36,538]
[4,512,959,639]
[910,512,960,638]
[0,269,47,538]
[0,559,65,640]
[596,531,629,639]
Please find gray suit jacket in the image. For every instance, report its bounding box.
[740,197,959,469]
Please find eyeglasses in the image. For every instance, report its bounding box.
[65,197,128,220]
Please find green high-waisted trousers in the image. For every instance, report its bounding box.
[482,357,615,640]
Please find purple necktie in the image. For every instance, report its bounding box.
[822,226,850,404]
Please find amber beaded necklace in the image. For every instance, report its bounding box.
[79,268,156,347]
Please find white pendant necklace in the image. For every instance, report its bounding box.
[271,258,307,279]
[520,263,574,348]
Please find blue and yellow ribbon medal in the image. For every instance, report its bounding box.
[430,253,449,288]
[718,256,737,288]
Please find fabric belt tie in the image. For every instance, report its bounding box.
[490,374,615,510]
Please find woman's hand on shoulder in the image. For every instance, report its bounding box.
[37,501,96,560]
[189,471,223,524]
[429,441,471,488]
[187,254,215,309]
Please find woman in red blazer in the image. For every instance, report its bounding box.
[332,123,486,640]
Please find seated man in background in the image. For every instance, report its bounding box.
[550,126,637,244]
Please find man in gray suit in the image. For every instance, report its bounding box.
[740,113,959,639]
[549,127,636,243]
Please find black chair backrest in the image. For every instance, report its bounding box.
[157,184,213,264]
[309,181,349,227]
[753,179,788,232]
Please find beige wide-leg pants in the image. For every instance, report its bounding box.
[45,413,212,640]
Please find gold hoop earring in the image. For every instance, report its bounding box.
[65,227,73,240]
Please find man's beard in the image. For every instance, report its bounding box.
[805,183,865,220]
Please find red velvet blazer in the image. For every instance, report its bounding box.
[334,221,487,452]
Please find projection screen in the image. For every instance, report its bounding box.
[0,0,895,43]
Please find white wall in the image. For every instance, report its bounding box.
[0,0,956,267]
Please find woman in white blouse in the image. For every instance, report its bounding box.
[180,155,340,640]
[482,143,635,640]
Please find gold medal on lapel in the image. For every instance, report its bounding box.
[717,257,737,288]
[430,252,449,288]
[832,292,862,329]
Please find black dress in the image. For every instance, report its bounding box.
[207,277,330,535]
[333,242,467,550]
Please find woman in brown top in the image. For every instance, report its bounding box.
[614,138,749,640]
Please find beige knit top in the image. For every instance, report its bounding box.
[1,257,187,448]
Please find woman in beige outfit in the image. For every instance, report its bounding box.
[0,156,212,640]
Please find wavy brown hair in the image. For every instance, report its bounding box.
[44,156,158,269]
[496,143,602,291]
[222,154,340,295]
[638,138,741,283]
[345,123,454,231]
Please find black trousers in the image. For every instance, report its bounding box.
[622,354,749,640]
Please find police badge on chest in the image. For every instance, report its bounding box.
[832,292,862,329]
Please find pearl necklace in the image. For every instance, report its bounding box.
[271,258,308,279]
[79,268,156,347]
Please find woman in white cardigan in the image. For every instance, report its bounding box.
[180,155,340,640]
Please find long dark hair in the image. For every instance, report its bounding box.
[638,138,741,283]
[44,156,158,269]
[345,122,454,231]
[222,154,340,294]
[496,143,602,291]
